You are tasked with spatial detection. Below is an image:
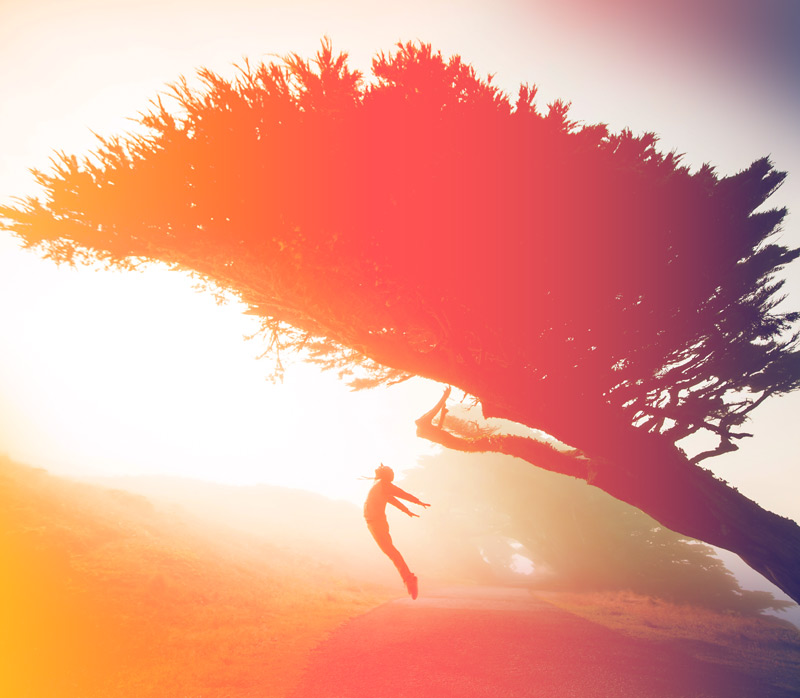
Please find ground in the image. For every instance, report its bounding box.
[289,586,800,698]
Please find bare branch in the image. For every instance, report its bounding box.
[689,438,740,465]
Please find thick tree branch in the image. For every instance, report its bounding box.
[415,388,591,480]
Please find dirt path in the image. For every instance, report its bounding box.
[289,585,794,698]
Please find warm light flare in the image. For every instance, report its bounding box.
[0,2,799,695]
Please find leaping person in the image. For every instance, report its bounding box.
[363,464,430,600]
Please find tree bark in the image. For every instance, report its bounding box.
[416,388,800,605]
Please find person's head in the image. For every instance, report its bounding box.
[375,463,394,481]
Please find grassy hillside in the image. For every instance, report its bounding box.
[83,474,398,585]
[0,457,393,698]
[5,456,798,696]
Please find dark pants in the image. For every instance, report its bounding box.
[366,517,412,582]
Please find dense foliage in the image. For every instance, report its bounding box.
[4,41,797,460]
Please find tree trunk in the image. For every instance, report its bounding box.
[415,389,800,604]
[592,447,800,606]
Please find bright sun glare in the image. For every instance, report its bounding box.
[0,241,438,503]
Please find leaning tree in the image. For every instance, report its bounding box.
[3,41,799,601]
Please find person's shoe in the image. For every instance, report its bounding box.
[405,574,418,600]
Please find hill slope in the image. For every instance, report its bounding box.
[83,473,397,583]
[0,457,391,698]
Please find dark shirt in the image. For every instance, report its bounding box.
[363,479,422,523]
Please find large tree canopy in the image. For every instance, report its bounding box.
[3,41,800,601]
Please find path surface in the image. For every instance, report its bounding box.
[290,585,794,698]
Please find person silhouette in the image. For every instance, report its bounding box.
[363,463,430,599]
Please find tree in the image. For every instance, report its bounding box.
[3,41,799,601]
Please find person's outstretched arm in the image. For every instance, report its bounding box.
[389,483,431,508]
[387,495,419,517]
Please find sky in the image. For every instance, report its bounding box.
[0,0,799,516]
